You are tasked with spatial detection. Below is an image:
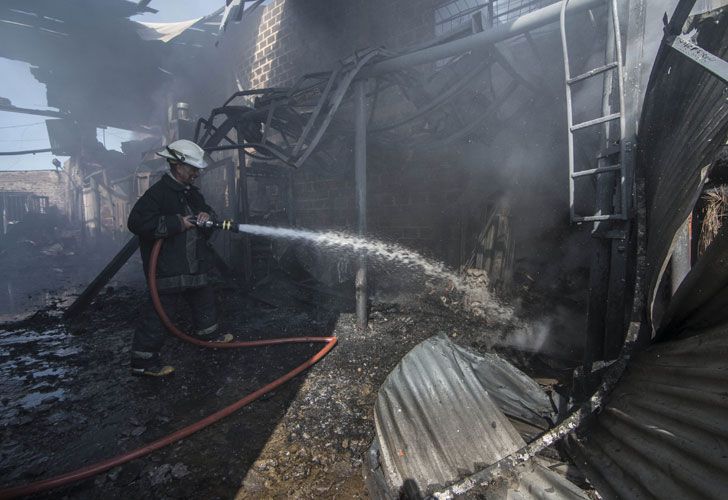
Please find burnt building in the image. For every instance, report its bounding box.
[1,0,728,498]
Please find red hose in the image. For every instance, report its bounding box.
[0,239,337,499]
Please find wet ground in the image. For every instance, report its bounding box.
[1,280,336,499]
[0,254,588,498]
[0,290,480,498]
[0,233,144,322]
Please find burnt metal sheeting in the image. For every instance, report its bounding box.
[0,1,225,131]
[657,224,728,340]
[571,326,728,499]
[367,335,582,498]
[447,338,556,427]
[0,1,167,129]
[579,6,728,495]
[135,7,224,46]
[569,214,728,498]
[638,3,728,329]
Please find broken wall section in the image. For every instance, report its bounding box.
[0,169,70,218]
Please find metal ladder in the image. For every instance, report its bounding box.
[560,0,628,222]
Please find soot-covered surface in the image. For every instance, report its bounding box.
[0,283,334,499]
[0,272,579,499]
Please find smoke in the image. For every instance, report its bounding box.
[452,34,595,293]
[500,304,585,361]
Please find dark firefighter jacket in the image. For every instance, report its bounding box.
[128,173,216,292]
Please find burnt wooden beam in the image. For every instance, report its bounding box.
[64,236,139,319]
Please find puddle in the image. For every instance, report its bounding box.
[32,367,68,378]
[0,327,79,418]
[0,328,69,347]
[41,346,82,358]
[17,388,66,410]
[0,281,80,322]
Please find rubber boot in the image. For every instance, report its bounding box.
[196,323,233,343]
[131,351,175,377]
[213,333,234,343]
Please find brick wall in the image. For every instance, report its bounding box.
[368,152,466,255]
[221,0,477,263]
[281,0,450,258]
[0,170,70,215]
[227,0,328,90]
[226,0,438,90]
[290,145,469,265]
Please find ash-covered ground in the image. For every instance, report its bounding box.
[0,246,587,499]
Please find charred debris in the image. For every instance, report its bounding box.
[1,0,728,498]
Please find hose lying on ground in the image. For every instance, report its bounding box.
[0,238,337,499]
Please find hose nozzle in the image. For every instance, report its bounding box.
[192,218,239,232]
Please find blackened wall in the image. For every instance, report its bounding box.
[215,0,450,258]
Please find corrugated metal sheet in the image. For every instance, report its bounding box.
[365,335,585,498]
[567,3,728,499]
[449,339,556,428]
[570,327,728,499]
[638,4,728,329]
[657,223,728,340]
[571,208,728,499]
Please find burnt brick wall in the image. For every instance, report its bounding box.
[227,0,338,90]
[331,0,439,53]
[0,170,70,215]
[293,161,356,231]
[239,0,299,89]
[222,0,469,260]
[291,147,468,261]
[284,0,448,257]
[367,154,466,254]
[226,0,438,90]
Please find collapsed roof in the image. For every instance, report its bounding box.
[0,0,223,131]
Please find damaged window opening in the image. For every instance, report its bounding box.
[1,0,728,498]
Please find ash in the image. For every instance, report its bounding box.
[0,268,578,499]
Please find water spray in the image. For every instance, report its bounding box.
[0,219,513,498]
[193,218,512,321]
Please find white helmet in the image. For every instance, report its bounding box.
[157,139,208,169]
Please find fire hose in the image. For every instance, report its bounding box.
[0,230,337,499]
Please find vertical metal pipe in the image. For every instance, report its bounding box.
[235,125,252,285]
[585,0,621,370]
[226,159,237,265]
[354,80,368,330]
[587,3,618,368]
[611,0,628,218]
[559,0,576,221]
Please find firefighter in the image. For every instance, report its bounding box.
[127,139,232,377]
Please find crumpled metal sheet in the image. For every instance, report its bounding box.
[571,325,728,499]
[448,340,556,428]
[639,4,728,329]
[365,335,584,498]
[657,223,728,341]
[570,7,728,497]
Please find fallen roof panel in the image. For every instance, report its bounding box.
[366,335,583,498]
